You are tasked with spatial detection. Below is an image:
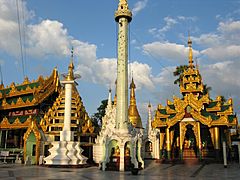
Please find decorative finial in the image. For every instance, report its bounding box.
[115,0,132,22]
[71,47,74,59]
[148,101,151,108]
[130,77,136,89]
[66,47,75,81]
[188,32,194,68]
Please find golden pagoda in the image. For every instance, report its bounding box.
[0,55,97,164]
[128,78,142,128]
[152,37,238,162]
[0,69,60,164]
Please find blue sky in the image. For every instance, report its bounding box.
[1,0,240,126]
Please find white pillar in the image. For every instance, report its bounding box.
[223,141,227,168]
[116,17,129,131]
[63,83,72,131]
[156,138,160,159]
[60,80,74,141]
[119,145,125,171]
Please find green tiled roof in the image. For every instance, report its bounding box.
[168,104,175,110]
[8,116,28,123]
[16,82,39,91]
[0,88,10,95]
[169,114,176,119]
[0,82,39,96]
[207,101,217,108]
[7,115,42,124]
[201,110,219,120]
[228,115,236,123]
[159,109,167,114]
[221,105,230,112]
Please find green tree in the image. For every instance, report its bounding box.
[173,65,188,85]
[91,99,108,127]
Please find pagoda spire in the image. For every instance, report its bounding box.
[188,33,194,69]
[66,48,75,81]
[128,77,142,128]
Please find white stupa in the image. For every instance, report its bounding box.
[44,54,87,166]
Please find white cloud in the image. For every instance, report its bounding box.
[193,20,240,61]
[149,16,197,39]
[192,33,222,47]
[218,20,240,33]
[27,20,70,58]
[200,61,240,114]
[0,0,34,22]
[130,61,155,90]
[143,42,200,63]
[76,58,117,86]
[132,0,148,16]
[76,59,157,91]
[201,45,240,61]
[0,18,19,56]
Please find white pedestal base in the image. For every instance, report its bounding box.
[44,141,87,165]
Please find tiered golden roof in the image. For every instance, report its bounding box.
[0,68,60,129]
[128,78,142,128]
[40,61,95,136]
[180,36,204,94]
[0,68,60,110]
[152,38,238,129]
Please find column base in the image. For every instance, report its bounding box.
[215,149,220,161]
[198,149,202,161]
[179,149,183,160]
[159,149,163,159]
[60,131,74,141]
[167,150,171,160]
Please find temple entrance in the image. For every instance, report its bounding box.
[145,141,153,159]
[124,141,131,171]
[25,132,36,164]
[106,140,119,171]
[183,125,197,160]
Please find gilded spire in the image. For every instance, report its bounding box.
[128,78,142,128]
[115,0,132,22]
[188,34,194,69]
[66,48,74,81]
[179,34,204,94]
[130,77,136,101]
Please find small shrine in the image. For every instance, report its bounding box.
[151,37,238,162]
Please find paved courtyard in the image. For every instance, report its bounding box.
[0,160,239,180]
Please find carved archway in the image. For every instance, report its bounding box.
[23,119,41,165]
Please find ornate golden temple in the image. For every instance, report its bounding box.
[0,56,97,164]
[151,37,238,162]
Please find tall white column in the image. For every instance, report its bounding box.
[115,0,132,131]
[60,80,74,141]
[116,17,129,130]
